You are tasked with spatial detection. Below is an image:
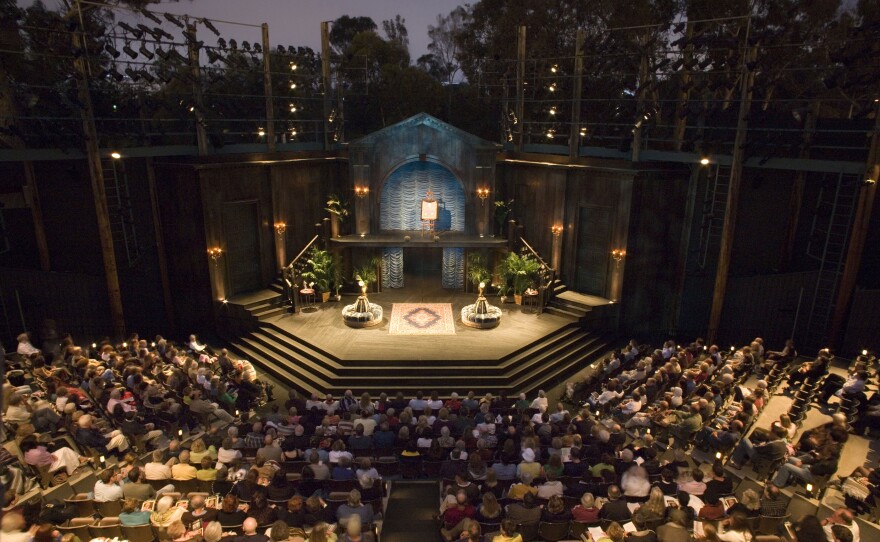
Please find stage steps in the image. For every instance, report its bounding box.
[546,280,592,321]
[226,320,615,397]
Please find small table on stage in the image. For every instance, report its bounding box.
[298,287,316,312]
[522,289,540,314]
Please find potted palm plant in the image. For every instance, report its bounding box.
[325,194,349,238]
[500,252,541,304]
[466,252,492,291]
[331,253,343,301]
[302,249,334,302]
[353,256,381,293]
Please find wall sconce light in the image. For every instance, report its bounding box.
[551,225,563,238]
[354,186,369,198]
[207,247,223,265]
[274,222,287,236]
[611,249,626,266]
[476,187,490,203]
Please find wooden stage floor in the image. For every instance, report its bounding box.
[262,285,574,362]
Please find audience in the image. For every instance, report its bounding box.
[2,330,876,540]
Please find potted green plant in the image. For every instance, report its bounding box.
[466,252,492,291]
[500,252,541,304]
[353,256,381,293]
[325,194,349,238]
[302,248,334,302]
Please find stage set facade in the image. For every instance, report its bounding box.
[135,113,675,395]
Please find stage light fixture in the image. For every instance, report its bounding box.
[863,349,869,356]
[611,249,626,266]
[864,178,876,185]
[546,129,555,139]
[222,299,228,304]
[551,225,563,238]
[110,151,122,159]
[355,186,369,198]
[257,128,266,137]
[274,222,287,236]
[700,157,710,165]
[290,62,298,71]
[476,187,490,203]
[91,343,97,348]
[548,83,557,92]
[289,104,297,113]
[550,64,558,73]
[290,82,297,90]
[549,106,557,116]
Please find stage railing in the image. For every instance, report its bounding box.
[518,236,556,310]
[282,234,321,313]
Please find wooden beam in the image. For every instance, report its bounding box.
[186,22,209,156]
[707,39,757,344]
[631,36,650,162]
[778,102,819,272]
[514,26,526,152]
[145,157,175,331]
[261,23,276,152]
[673,22,694,152]
[828,100,880,346]
[568,29,585,159]
[71,1,125,338]
[321,21,332,150]
[22,161,50,271]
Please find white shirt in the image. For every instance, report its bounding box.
[355,418,377,436]
[530,396,548,413]
[188,340,206,352]
[94,480,124,502]
[824,522,859,542]
[144,462,172,480]
[17,341,40,356]
[217,447,242,466]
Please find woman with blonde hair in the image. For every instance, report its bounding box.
[202,521,223,542]
[475,492,502,524]
[309,521,338,542]
[726,489,761,518]
[599,521,626,542]
[189,437,216,464]
[635,486,666,523]
[151,495,185,528]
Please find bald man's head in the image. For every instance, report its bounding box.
[242,517,257,534]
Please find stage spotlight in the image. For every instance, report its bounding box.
[141,9,163,25]
[257,127,266,137]
[139,43,155,60]
[201,18,220,36]
[164,12,185,28]
[110,151,122,159]
[123,44,138,59]
[105,43,121,58]
[700,157,710,165]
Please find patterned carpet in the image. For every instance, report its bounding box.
[388,303,456,335]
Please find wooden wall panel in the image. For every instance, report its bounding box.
[154,164,212,336]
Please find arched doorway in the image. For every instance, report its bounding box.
[378,161,466,289]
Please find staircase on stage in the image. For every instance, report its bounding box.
[220,279,618,397]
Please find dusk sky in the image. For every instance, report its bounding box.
[56,0,467,59]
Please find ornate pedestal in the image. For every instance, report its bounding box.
[342,282,383,328]
[461,283,502,329]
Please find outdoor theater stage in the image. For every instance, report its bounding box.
[223,278,616,396]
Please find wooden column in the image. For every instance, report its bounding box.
[145,157,175,330]
[568,29,585,159]
[70,1,125,338]
[778,102,819,271]
[186,22,208,156]
[261,23,276,152]
[22,161,49,271]
[828,100,880,346]
[514,26,526,152]
[707,42,756,344]
[631,36,649,162]
[321,21,333,150]
[673,22,694,152]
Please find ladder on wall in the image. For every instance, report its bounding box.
[698,164,731,270]
[102,158,141,267]
[801,172,859,349]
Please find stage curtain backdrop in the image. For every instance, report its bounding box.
[379,161,465,288]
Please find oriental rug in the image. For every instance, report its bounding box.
[388,303,456,335]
